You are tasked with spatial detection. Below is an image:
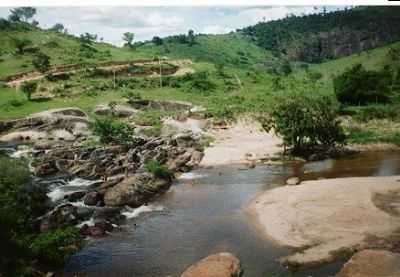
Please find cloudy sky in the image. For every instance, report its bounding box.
[0,6,343,45]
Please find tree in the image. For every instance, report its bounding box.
[32,52,51,73]
[12,38,32,55]
[9,7,36,23]
[152,36,163,46]
[20,81,37,101]
[333,64,392,105]
[187,29,195,46]
[50,23,64,33]
[79,32,97,44]
[267,86,345,154]
[123,32,135,48]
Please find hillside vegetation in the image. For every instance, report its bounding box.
[242,6,400,62]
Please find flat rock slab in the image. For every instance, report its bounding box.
[336,250,400,277]
[249,176,400,267]
[181,252,242,277]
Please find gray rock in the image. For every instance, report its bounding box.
[104,173,171,207]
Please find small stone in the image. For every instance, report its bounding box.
[286,177,300,185]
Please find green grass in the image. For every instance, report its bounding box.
[347,127,400,145]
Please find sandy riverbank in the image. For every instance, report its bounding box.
[200,119,282,167]
[247,176,400,267]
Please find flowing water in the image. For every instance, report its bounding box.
[62,151,400,277]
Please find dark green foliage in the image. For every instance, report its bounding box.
[79,32,97,44]
[280,61,292,76]
[49,23,64,33]
[241,7,400,57]
[123,32,135,48]
[30,227,81,266]
[124,90,142,102]
[306,70,323,82]
[20,81,37,100]
[333,64,392,105]
[93,118,136,145]
[32,52,51,73]
[145,160,173,180]
[269,89,346,153]
[184,71,217,94]
[9,7,37,23]
[187,29,195,46]
[12,37,32,55]
[152,36,163,46]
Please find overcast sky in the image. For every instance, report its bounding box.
[0,6,344,46]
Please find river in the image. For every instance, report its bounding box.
[62,151,400,277]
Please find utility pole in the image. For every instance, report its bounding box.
[159,56,162,88]
[113,68,116,89]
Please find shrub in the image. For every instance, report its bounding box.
[20,81,37,100]
[333,64,392,105]
[93,118,136,145]
[269,89,346,154]
[123,90,142,102]
[29,227,81,266]
[184,72,217,94]
[32,52,51,73]
[145,160,173,180]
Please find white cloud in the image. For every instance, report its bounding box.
[0,6,342,45]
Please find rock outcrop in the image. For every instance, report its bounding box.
[104,173,171,207]
[336,250,400,277]
[181,252,242,277]
[0,108,90,147]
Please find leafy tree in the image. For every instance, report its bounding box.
[20,81,37,101]
[32,52,51,73]
[123,32,135,48]
[93,118,136,146]
[79,32,97,44]
[267,87,345,154]
[9,7,37,23]
[152,36,163,46]
[12,37,32,55]
[50,23,64,32]
[187,29,195,46]
[333,64,392,105]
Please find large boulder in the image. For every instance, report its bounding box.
[40,204,78,232]
[336,250,400,277]
[104,173,171,207]
[181,252,242,277]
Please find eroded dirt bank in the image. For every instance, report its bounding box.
[248,175,400,267]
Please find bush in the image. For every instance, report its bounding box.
[93,118,136,145]
[30,227,81,266]
[32,52,51,73]
[145,161,173,179]
[333,64,392,105]
[20,81,37,100]
[269,89,346,154]
[184,71,217,94]
[124,90,142,102]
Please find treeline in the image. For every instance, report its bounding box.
[241,7,400,57]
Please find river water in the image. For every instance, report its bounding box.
[62,151,400,277]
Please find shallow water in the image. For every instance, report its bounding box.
[63,151,400,277]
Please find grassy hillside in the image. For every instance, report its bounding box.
[0,23,156,78]
[136,33,270,67]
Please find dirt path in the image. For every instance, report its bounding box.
[248,176,400,267]
[200,118,283,167]
[7,59,194,87]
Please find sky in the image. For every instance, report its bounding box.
[0,6,344,46]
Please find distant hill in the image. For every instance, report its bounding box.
[241,6,400,63]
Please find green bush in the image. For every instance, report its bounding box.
[269,89,346,154]
[30,227,81,266]
[184,71,217,94]
[333,64,392,105]
[145,160,173,180]
[124,90,142,102]
[93,118,136,145]
[20,81,37,101]
[32,52,51,73]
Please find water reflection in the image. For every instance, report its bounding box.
[64,151,400,277]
